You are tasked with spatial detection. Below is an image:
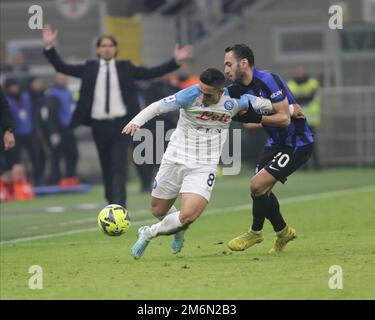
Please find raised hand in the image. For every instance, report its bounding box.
[43,24,58,49]
[174,44,193,65]
[3,131,15,151]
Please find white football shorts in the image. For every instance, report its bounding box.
[151,160,217,202]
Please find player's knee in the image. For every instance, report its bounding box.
[179,211,197,225]
[250,179,265,197]
[151,204,165,218]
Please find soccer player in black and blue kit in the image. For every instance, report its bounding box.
[224,44,314,252]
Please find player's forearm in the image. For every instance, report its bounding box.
[130,101,164,127]
[261,112,291,127]
[260,98,291,127]
[248,95,294,116]
[243,123,262,130]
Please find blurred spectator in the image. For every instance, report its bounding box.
[177,65,199,89]
[4,78,43,185]
[3,51,31,90]
[288,65,321,170]
[0,84,16,173]
[11,164,35,200]
[0,85,16,152]
[0,164,34,202]
[45,73,80,186]
[28,77,49,183]
[0,171,13,202]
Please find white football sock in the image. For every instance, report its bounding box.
[144,211,183,240]
[156,205,178,221]
[165,206,188,238]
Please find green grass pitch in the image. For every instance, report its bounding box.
[1,168,374,299]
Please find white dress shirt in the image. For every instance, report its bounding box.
[91,59,127,120]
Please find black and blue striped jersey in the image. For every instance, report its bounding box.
[229,67,314,148]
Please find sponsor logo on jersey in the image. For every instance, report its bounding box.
[196,111,231,123]
[224,100,234,111]
[162,95,176,104]
[270,90,283,99]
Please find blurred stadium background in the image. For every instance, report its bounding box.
[1,0,374,184]
[1,0,375,300]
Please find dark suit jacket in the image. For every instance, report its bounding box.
[43,47,180,128]
[0,85,14,133]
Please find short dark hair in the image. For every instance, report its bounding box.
[96,35,118,48]
[199,68,225,88]
[225,44,255,66]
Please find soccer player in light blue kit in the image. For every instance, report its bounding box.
[122,68,292,260]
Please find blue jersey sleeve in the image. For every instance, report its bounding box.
[158,85,200,111]
[261,73,287,103]
[174,85,200,108]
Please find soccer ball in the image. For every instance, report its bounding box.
[98,204,130,236]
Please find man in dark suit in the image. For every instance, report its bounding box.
[42,25,193,207]
[0,84,16,175]
[0,85,16,152]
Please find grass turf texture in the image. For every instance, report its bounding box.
[1,168,374,299]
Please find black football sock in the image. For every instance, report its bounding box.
[266,192,287,233]
[251,193,268,232]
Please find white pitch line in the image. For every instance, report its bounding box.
[77,203,101,210]
[0,219,157,246]
[45,206,66,213]
[1,185,374,246]
[24,209,149,231]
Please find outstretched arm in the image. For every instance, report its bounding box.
[42,25,85,78]
[122,97,181,136]
[132,44,193,80]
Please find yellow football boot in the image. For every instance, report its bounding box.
[269,226,297,253]
[227,231,264,251]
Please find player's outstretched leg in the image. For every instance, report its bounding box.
[131,211,183,260]
[269,226,297,253]
[131,226,151,259]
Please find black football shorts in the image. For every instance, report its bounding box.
[255,143,314,183]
